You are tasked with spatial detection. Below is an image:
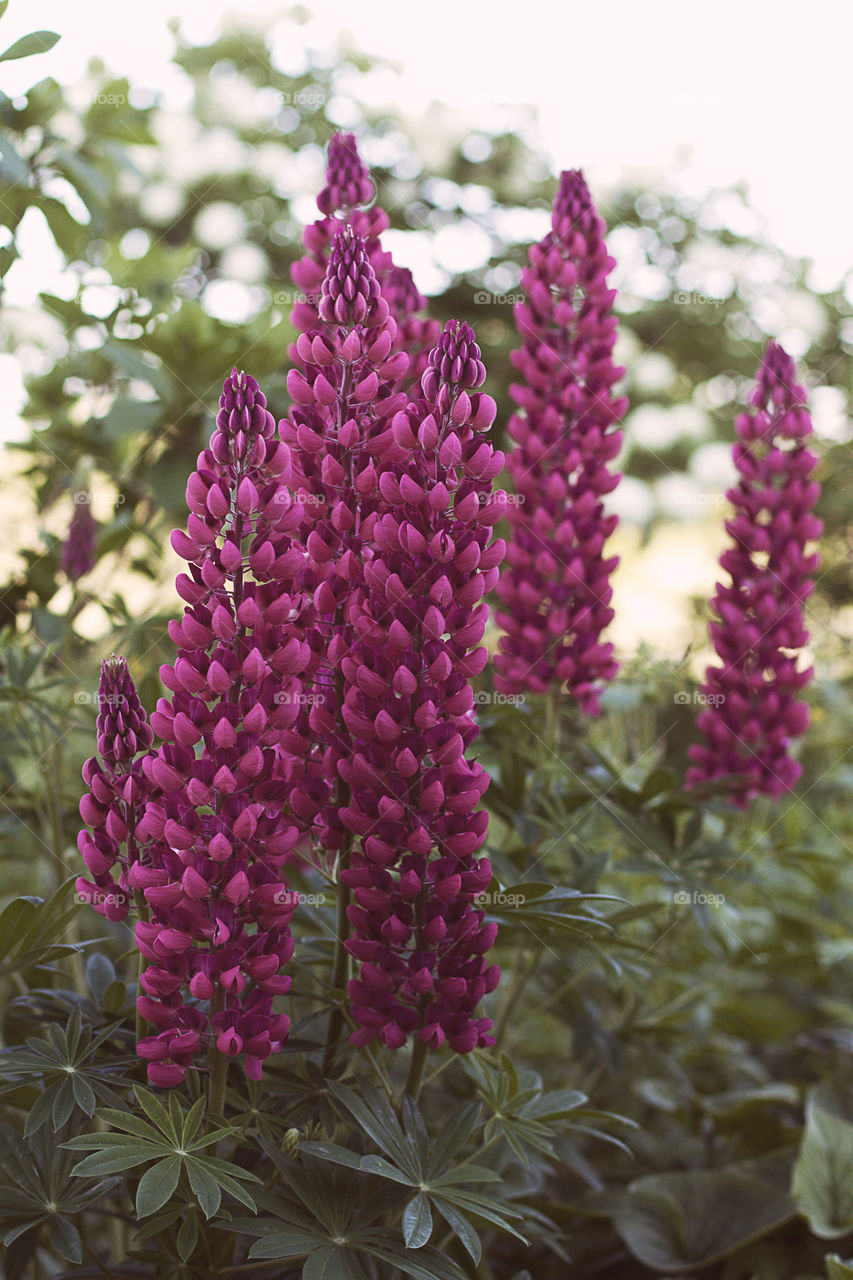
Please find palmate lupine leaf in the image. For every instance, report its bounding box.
[63,1088,261,1219]
[0,1123,117,1266]
[464,1052,635,1165]
[0,880,80,980]
[0,1005,136,1136]
[301,1079,526,1263]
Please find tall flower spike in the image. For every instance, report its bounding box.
[133,369,313,1086]
[76,656,154,924]
[494,169,627,713]
[61,496,97,581]
[281,227,409,860]
[685,342,822,806]
[339,319,504,1053]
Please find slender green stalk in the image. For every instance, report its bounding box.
[208,1046,229,1121]
[403,1036,429,1102]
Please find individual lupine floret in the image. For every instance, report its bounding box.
[133,369,314,1085]
[494,169,627,713]
[61,496,97,581]
[339,320,505,1052]
[685,342,822,805]
[76,655,155,923]
[280,228,409,856]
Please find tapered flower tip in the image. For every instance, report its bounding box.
[754,341,805,407]
[317,132,375,216]
[60,497,97,582]
[215,368,275,440]
[319,226,385,327]
[423,319,486,394]
[551,168,594,239]
[96,654,154,769]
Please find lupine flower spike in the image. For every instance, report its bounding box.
[131,370,313,1086]
[340,320,504,1052]
[281,227,409,858]
[76,655,154,922]
[494,169,627,714]
[61,496,97,581]
[685,342,822,806]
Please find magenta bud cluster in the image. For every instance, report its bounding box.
[494,169,627,714]
[339,320,504,1051]
[61,497,97,582]
[76,656,155,924]
[686,342,822,805]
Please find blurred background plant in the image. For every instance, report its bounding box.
[1,4,853,1278]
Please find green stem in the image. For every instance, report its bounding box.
[208,1046,229,1121]
[404,1036,429,1103]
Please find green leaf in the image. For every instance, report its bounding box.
[248,1228,329,1259]
[68,1146,159,1177]
[299,1141,363,1171]
[430,1194,482,1265]
[184,1156,221,1219]
[359,1154,416,1186]
[136,1156,181,1217]
[793,1084,853,1238]
[403,1192,433,1248]
[614,1166,796,1271]
[48,1215,82,1263]
[177,1211,199,1263]
[303,1246,369,1279]
[134,1086,179,1143]
[0,31,59,62]
[826,1257,853,1279]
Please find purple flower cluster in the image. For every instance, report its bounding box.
[130,370,313,1085]
[686,342,822,805]
[76,656,154,922]
[339,320,504,1051]
[289,133,435,397]
[282,227,410,857]
[494,169,627,713]
[61,497,97,581]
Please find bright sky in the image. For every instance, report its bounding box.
[2,0,851,288]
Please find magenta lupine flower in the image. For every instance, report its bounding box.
[338,320,505,1052]
[494,169,627,714]
[290,133,390,338]
[316,132,375,217]
[133,369,314,1086]
[61,496,97,581]
[289,133,428,401]
[76,655,154,923]
[280,228,409,856]
[685,342,822,805]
